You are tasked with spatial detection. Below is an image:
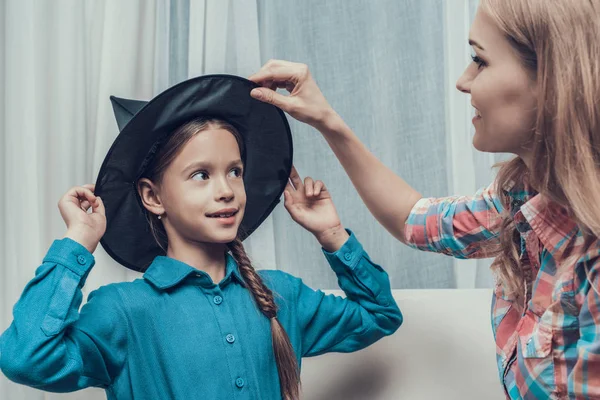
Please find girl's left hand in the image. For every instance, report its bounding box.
[283,166,349,251]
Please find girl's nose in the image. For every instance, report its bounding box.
[215,179,234,201]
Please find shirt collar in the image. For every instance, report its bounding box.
[507,187,580,260]
[143,252,245,290]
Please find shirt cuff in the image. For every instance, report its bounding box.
[322,229,386,303]
[322,229,364,271]
[42,237,96,277]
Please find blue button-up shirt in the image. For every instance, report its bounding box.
[0,230,402,399]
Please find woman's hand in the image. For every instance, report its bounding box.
[58,184,106,253]
[283,166,349,252]
[249,60,340,131]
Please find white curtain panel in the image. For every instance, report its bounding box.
[1,0,163,398]
[255,0,499,290]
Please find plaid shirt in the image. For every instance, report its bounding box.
[404,182,600,399]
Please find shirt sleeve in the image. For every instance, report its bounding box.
[567,256,600,398]
[403,182,504,259]
[265,230,402,358]
[0,238,128,392]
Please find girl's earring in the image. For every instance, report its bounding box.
[157,214,162,220]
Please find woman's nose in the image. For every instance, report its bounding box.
[456,65,474,94]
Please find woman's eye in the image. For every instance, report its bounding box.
[471,54,486,69]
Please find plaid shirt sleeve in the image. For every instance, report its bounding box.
[569,256,600,398]
[403,182,504,259]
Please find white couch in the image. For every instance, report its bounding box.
[1,289,504,400]
[300,289,504,400]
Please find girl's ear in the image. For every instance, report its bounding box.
[138,178,165,216]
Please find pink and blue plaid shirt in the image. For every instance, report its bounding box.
[404,182,600,399]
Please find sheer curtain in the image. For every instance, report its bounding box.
[1,0,163,398]
[256,0,496,290]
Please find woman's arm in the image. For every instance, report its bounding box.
[250,60,502,253]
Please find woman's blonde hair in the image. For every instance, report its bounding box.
[481,0,600,299]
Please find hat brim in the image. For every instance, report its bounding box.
[95,75,293,272]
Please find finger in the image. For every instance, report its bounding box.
[92,196,105,215]
[261,79,281,92]
[78,187,97,204]
[248,65,270,84]
[285,82,295,93]
[66,187,97,205]
[82,183,96,192]
[248,60,301,83]
[314,180,324,196]
[288,165,303,190]
[80,200,91,212]
[255,81,282,91]
[285,179,295,193]
[250,88,295,110]
[268,80,295,92]
[304,177,314,196]
[283,190,293,209]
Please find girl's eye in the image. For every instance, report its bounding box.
[229,168,242,178]
[192,171,209,181]
[471,54,487,69]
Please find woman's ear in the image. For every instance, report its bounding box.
[138,178,165,216]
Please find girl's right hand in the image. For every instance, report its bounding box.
[59,184,106,253]
[248,60,340,131]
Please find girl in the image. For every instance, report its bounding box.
[248,1,600,398]
[0,75,402,399]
